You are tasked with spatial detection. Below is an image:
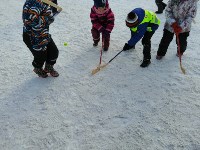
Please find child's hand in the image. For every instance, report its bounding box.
[123,43,134,51]
[48,16,54,25]
[171,22,182,34]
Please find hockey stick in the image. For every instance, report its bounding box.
[41,0,62,12]
[176,33,186,74]
[92,49,124,75]
[92,39,104,75]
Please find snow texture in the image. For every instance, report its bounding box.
[0,0,200,149]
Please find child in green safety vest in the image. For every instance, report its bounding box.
[123,8,160,67]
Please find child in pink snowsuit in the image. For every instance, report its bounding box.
[90,0,115,51]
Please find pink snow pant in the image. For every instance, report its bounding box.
[91,28,110,49]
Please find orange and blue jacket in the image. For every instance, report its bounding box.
[22,0,54,51]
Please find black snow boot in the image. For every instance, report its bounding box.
[93,41,98,47]
[33,68,48,78]
[140,59,151,68]
[44,64,59,77]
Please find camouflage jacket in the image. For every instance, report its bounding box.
[164,0,197,33]
[23,0,54,51]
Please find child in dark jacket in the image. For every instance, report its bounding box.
[22,0,59,78]
[90,0,115,51]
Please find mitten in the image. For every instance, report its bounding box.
[171,22,182,34]
[123,43,134,51]
[48,16,54,25]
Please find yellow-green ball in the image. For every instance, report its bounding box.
[64,42,68,46]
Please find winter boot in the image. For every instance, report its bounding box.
[44,64,59,77]
[33,68,48,78]
[92,28,100,47]
[140,59,151,68]
[156,55,164,60]
[93,41,98,47]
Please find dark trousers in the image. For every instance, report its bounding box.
[140,31,155,60]
[157,29,190,56]
[23,32,59,68]
[155,0,166,12]
[91,28,110,48]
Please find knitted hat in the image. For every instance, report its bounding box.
[94,0,106,8]
[125,12,139,28]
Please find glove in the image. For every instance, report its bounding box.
[47,16,55,25]
[171,22,182,34]
[123,43,135,51]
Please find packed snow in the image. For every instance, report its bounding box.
[0,0,200,149]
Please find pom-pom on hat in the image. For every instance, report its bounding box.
[126,12,139,28]
[94,0,106,8]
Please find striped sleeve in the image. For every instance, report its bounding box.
[23,2,53,51]
[90,8,104,31]
[23,5,52,31]
[105,9,115,32]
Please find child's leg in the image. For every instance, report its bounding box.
[91,28,100,46]
[102,31,110,51]
[46,38,59,66]
[23,32,46,69]
[44,38,59,77]
[176,32,190,55]
[23,32,32,50]
[157,29,174,57]
[142,31,155,60]
[140,31,155,67]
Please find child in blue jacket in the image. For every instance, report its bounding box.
[123,8,160,67]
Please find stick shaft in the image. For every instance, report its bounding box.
[176,34,186,74]
[99,39,104,66]
[176,34,181,63]
[108,50,124,64]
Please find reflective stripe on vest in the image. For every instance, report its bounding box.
[131,10,160,32]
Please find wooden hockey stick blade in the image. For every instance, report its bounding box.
[91,66,100,75]
[180,64,186,74]
[41,0,62,12]
[91,63,108,75]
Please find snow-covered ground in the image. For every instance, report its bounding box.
[0,0,200,149]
